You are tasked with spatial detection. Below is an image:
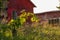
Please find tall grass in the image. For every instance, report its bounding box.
[0,23,60,40]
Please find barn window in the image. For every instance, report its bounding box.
[48,18,59,24]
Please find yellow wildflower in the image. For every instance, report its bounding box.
[31,17,35,22]
[20,18,26,24]
[27,12,30,16]
[20,12,27,18]
[8,19,14,25]
[36,20,39,22]
[4,30,12,37]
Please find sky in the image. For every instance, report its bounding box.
[31,0,60,13]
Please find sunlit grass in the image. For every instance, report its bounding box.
[0,23,60,40]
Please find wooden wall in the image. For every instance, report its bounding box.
[36,10,60,20]
[35,10,60,27]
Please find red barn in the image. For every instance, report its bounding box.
[7,0,36,21]
[36,10,60,25]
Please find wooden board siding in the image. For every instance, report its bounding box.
[36,10,60,20]
[35,10,60,27]
[7,0,36,22]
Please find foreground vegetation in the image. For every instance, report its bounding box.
[0,11,60,40]
[0,23,60,40]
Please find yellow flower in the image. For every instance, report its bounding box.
[10,19,14,22]
[20,9,25,13]
[27,12,34,16]
[31,17,35,22]
[27,12,30,16]
[20,15,23,17]
[24,12,27,16]
[7,19,14,25]
[31,17,37,22]
[30,13,34,16]
[20,12,27,18]
[20,18,26,24]
[4,30,12,37]
[36,20,39,22]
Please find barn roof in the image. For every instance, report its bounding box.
[35,10,60,14]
